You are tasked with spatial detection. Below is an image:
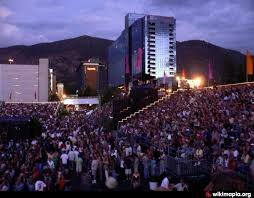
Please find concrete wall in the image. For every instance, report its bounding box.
[0,64,39,102]
[0,58,49,102]
[39,58,49,102]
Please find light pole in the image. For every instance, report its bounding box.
[8,58,14,64]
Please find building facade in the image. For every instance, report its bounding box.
[0,58,49,102]
[108,13,176,87]
[81,59,108,94]
[108,30,128,87]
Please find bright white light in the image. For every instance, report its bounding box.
[194,78,202,87]
[8,58,14,64]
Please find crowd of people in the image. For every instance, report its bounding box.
[0,82,254,191]
[119,83,254,189]
[0,102,116,191]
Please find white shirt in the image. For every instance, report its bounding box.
[160,177,169,189]
[31,140,37,145]
[223,150,230,157]
[68,150,75,161]
[137,145,141,152]
[42,133,46,139]
[91,159,99,171]
[35,181,46,191]
[224,159,229,168]
[233,150,239,158]
[60,153,68,165]
[120,160,124,168]
[74,150,79,160]
[128,147,133,156]
[125,147,129,157]
[47,160,55,169]
[175,183,187,191]
[66,143,71,151]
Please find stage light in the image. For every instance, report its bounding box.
[194,77,202,87]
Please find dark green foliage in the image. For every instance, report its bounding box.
[30,117,42,137]
[49,93,60,101]
[100,87,120,105]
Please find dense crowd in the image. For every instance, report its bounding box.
[0,102,117,191]
[0,82,253,191]
[119,83,254,188]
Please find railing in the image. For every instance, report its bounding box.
[166,156,212,177]
[117,93,172,128]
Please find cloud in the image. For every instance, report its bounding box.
[0,6,12,18]
[0,23,18,35]
[0,0,253,54]
[147,0,254,53]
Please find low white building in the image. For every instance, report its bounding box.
[0,59,49,102]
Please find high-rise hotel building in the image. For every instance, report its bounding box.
[108,13,176,87]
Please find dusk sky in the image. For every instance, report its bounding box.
[0,0,253,54]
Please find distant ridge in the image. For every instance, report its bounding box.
[0,36,246,93]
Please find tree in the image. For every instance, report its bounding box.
[49,93,60,101]
[30,117,42,137]
[100,87,120,105]
[79,86,97,97]
[57,103,70,118]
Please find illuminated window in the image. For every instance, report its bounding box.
[87,67,96,71]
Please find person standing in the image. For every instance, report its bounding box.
[76,155,83,175]
[133,155,139,173]
[68,149,76,171]
[91,155,99,184]
[142,154,149,180]
[35,179,46,191]
[60,150,68,169]
[159,153,166,175]
[131,171,140,190]
[124,156,132,181]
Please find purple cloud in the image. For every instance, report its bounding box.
[0,0,253,54]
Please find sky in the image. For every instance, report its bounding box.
[0,0,253,54]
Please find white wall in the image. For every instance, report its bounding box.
[0,64,39,102]
[39,59,49,102]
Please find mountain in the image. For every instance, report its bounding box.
[176,40,246,85]
[0,35,113,94]
[0,36,247,93]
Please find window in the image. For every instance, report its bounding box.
[149,27,155,30]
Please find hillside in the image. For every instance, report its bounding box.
[0,35,113,93]
[0,36,247,93]
[176,40,246,85]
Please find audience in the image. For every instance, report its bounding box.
[0,82,253,191]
